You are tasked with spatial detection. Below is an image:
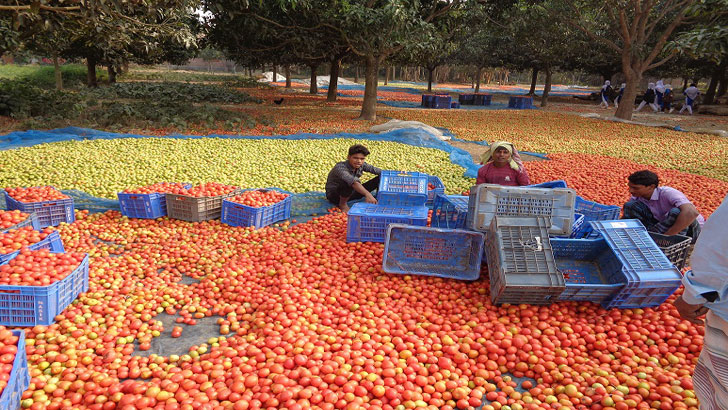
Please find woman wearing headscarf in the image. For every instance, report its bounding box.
[476,141,530,186]
[635,82,659,112]
[614,83,626,108]
[655,80,666,110]
[599,80,613,108]
[680,84,700,115]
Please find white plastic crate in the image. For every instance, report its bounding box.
[466,184,576,235]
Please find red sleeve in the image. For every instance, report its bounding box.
[476,165,487,185]
[516,167,531,186]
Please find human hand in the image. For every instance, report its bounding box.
[365,194,377,205]
[674,296,709,325]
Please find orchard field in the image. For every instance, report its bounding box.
[1,70,728,410]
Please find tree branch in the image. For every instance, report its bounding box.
[0,4,81,12]
[640,3,693,70]
[645,49,678,70]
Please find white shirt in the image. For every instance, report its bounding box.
[684,86,700,100]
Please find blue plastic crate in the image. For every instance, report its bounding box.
[421,94,433,108]
[4,190,75,228]
[551,237,625,303]
[383,224,485,280]
[508,96,533,109]
[347,203,428,243]
[431,194,469,229]
[459,94,474,105]
[0,330,29,410]
[575,196,621,221]
[377,171,429,207]
[221,190,292,229]
[433,95,452,109]
[451,102,460,109]
[0,231,65,265]
[527,180,568,189]
[590,219,682,309]
[425,176,446,208]
[0,253,89,326]
[473,94,492,105]
[1,212,40,233]
[552,213,585,239]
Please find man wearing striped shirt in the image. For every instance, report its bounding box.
[325,144,382,212]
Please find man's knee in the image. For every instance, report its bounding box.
[622,200,641,217]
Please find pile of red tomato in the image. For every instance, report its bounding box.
[178,183,239,197]
[0,248,85,286]
[4,186,69,203]
[121,183,190,195]
[0,226,54,254]
[0,326,20,399]
[0,210,31,230]
[228,190,290,208]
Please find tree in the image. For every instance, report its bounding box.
[553,0,697,119]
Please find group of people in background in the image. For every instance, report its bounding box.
[599,80,700,115]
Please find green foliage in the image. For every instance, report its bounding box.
[83,82,262,104]
[119,70,261,84]
[0,64,108,88]
[0,81,83,118]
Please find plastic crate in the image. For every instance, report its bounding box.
[433,95,452,109]
[377,171,429,207]
[347,203,428,243]
[117,184,191,219]
[425,176,446,208]
[421,94,433,108]
[0,231,65,265]
[551,237,626,303]
[459,94,474,105]
[486,216,564,305]
[466,184,576,235]
[221,191,292,229]
[648,232,691,270]
[0,330,29,410]
[575,196,621,221]
[383,224,485,280]
[451,102,460,109]
[473,94,492,105]
[508,96,533,109]
[165,189,242,222]
[431,194,469,229]
[4,190,75,228]
[590,220,682,309]
[527,180,568,189]
[0,253,89,326]
[1,212,40,233]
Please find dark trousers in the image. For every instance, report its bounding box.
[623,200,701,243]
[326,176,380,205]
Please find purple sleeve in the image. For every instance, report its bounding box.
[516,167,530,186]
[662,187,692,208]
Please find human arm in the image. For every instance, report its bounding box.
[664,203,700,235]
[674,296,709,325]
[352,181,377,204]
[361,163,382,176]
[476,165,487,185]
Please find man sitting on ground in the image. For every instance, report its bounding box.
[325,144,381,212]
[623,170,704,242]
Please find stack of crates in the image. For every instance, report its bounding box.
[421,94,452,109]
[431,194,468,229]
[347,171,431,243]
[459,94,492,106]
[508,96,533,109]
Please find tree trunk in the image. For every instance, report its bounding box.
[384,65,389,85]
[359,56,379,121]
[327,58,341,102]
[107,65,117,83]
[615,71,641,120]
[529,68,539,96]
[86,56,98,88]
[704,58,727,105]
[285,66,291,88]
[540,67,552,107]
[475,66,482,93]
[717,76,727,98]
[354,66,359,83]
[53,55,63,90]
[272,65,277,83]
[682,77,688,93]
[309,64,318,94]
[391,66,396,82]
[427,67,434,92]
